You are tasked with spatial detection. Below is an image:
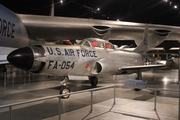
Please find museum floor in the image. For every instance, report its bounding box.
[0,69,179,120]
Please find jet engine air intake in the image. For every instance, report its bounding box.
[92,60,119,75]
[92,62,102,74]
[7,46,45,73]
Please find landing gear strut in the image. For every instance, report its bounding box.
[134,70,142,91]
[59,77,70,99]
[89,76,98,87]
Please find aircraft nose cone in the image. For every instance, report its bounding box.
[7,47,34,71]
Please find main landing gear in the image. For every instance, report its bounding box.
[134,70,142,91]
[89,76,98,87]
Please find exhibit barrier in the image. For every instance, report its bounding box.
[147,88,179,111]
[0,85,178,120]
[0,85,116,120]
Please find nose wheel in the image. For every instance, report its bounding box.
[59,86,70,99]
[59,77,70,99]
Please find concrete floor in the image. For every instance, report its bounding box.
[0,69,179,120]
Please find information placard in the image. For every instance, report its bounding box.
[124,79,148,89]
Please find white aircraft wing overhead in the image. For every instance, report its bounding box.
[0,47,17,64]
[119,64,166,71]
[18,14,180,47]
[17,14,145,42]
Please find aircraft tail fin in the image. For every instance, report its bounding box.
[134,24,149,53]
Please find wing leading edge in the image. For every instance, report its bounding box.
[0,55,8,64]
[119,64,166,71]
[18,14,180,47]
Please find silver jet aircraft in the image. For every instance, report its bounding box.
[7,26,166,98]
[0,4,178,98]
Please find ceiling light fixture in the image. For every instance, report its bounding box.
[60,0,63,4]
[169,1,172,6]
[174,5,178,9]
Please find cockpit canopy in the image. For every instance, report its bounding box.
[80,38,115,49]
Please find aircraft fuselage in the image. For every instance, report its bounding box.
[7,38,153,77]
[42,45,143,76]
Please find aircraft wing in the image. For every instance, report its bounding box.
[119,64,166,71]
[0,47,17,64]
[18,14,145,42]
[18,14,180,47]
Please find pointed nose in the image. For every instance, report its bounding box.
[7,47,34,71]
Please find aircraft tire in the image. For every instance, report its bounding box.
[89,76,98,87]
[134,88,141,91]
[59,86,70,99]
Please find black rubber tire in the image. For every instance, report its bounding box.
[59,86,70,99]
[89,76,98,87]
[134,88,141,91]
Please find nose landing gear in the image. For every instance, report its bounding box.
[59,76,99,99]
[59,77,70,99]
[60,86,70,99]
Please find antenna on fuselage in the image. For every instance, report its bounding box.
[50,0,54,16]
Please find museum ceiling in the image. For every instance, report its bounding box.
[0,0,180,26]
